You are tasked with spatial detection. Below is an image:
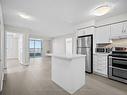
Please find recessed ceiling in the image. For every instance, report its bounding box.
[2,0,127,37]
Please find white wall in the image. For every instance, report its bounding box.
[0,1,5,91]
[5,26,30,65]
[53,37,66,55]
[18,34,23,64]
[43,39,52,58]
[22,32,29,65]
[6,34,18,59]
[52,33,76,55]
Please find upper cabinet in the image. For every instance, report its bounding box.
[123,21,127,35]
[84,27,95,35]
[76,21,127,45]
[76,29,85,37]
[76,27,95,37]
[95,21,127,43]
[95,25,111,43]
[110,23,123,38]
[110,21,127,38]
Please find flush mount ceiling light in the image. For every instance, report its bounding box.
[93,5,112,16]
[17,12,34,20]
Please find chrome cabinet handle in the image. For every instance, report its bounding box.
[109,66,127,71]
[109,56,127,60]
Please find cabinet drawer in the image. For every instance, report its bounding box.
[93,54,108,76]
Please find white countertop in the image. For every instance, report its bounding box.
[47,53,86,59]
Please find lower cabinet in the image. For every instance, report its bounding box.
[93,54,108,77]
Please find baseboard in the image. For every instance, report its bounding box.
[93,72,108,78]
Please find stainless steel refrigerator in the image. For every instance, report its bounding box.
[77,35,93,73]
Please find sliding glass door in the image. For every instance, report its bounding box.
[29,39,42,58]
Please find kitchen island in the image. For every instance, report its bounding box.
[51,54,86,94]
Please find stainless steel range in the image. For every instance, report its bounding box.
[108,47,127,83]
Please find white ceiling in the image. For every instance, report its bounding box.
[2,0,127,37]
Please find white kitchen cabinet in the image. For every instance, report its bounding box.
[51,55,85,94]
[76,29,85,36]
[110,22,123,38]
[96,25,111,43]
[93,54,108,77]
[84,27,95,35]
[123,21,127,35]
[77,27,95,36]
[93,54,98,72]
[110,21,127,38]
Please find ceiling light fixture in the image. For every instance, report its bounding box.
[93,5,112,16]
[17,12,34,20]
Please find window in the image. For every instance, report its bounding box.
[29,39,42,58]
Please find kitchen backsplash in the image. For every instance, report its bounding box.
[111,39,127,47]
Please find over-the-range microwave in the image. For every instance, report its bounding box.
[95,47,112,53]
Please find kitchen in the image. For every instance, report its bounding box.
[51,16,127,94]
[1,0,127,95]
[76,18,127,81]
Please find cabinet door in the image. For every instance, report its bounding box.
[98,55,107,76]
[110,23,123,38]
[77,29,85,36]
[123,21,127,35]
[85,27,94,35]
[96,56,105,73]
[93,55,108,76]
[96,25,110,43]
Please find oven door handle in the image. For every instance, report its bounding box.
[109,56,127,60]
[109,66,127,71]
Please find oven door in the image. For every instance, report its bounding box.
[108,56,127,83]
